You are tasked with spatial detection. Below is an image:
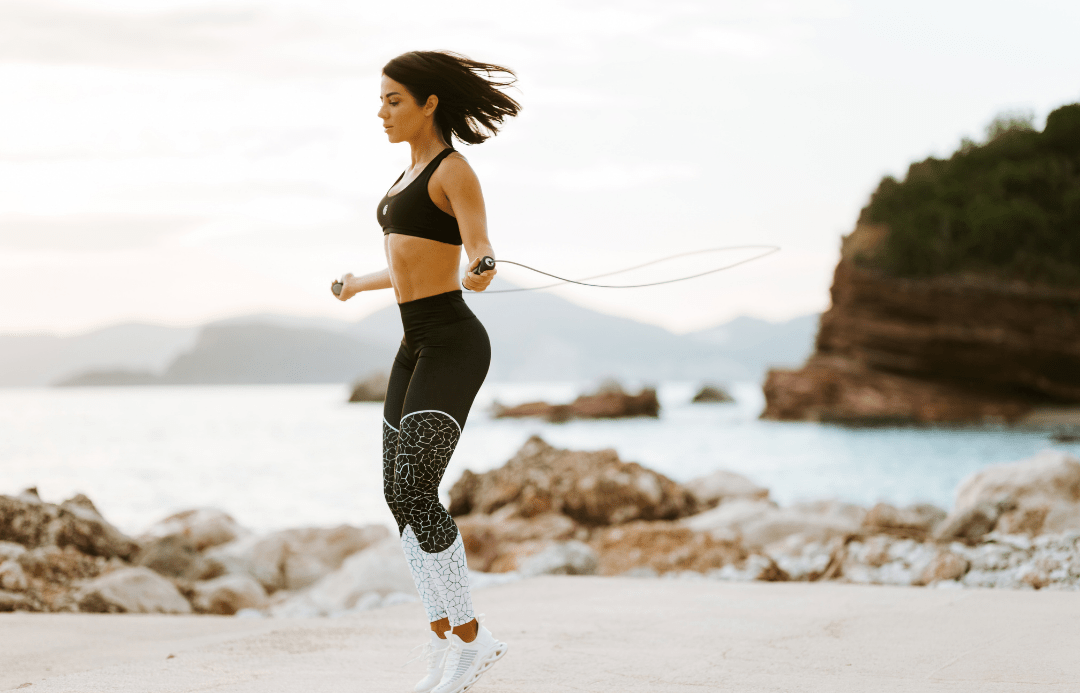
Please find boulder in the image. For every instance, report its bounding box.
[348,372,389,403]
[863,502,947,540]
[270,537,416,617]
[914,551,970,585]
[457,511,580,573]
[0,560,28,592]
[139,508,246,551]
[77,566,192,614]
[191,574,268,615]
[204,524,388,592]
[516,541,598,577]
[682,498,860,549]
[691,385,734,403]
[933,500,1013,544]
[739,510,861,549]
[0,541,26,562]
[0,491,139,561]
[493,384,660,422]
[135,534,220,581]
[590,521,746,576]
[946,451,1080,536]
[684,470,769,510]
[448,436,697,525]
[0,590,34,612]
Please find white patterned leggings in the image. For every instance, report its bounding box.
[382,290,490,627]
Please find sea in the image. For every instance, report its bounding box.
[2,382,1077,537]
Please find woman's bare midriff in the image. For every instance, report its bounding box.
[385,233,463,303]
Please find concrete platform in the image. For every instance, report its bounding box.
[2,577,1079,692]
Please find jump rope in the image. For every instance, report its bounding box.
[331,245,780,296]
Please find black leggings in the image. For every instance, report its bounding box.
[381,290,490,554]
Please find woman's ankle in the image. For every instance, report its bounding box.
[451,618,478,643]
[430,617,450,639]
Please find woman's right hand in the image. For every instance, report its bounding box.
[333,273,359,301]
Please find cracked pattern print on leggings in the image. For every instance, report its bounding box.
[393,410,461,554]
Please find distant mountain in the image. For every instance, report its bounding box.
[0,324,198,387]
[0,289,818,387]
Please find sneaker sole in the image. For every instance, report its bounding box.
[444,641,508,693]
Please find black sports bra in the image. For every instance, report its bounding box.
[377,148,462,246]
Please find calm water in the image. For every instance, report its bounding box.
[2,383,1076,536]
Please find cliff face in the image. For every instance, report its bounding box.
[762,226,1080,424]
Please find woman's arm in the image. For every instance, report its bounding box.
[441,155,497,292]
[333,267,392,301]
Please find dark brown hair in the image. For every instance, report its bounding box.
[382,50,521,145]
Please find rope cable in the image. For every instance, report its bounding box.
[477,245,780,293]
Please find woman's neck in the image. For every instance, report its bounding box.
[407,130,451,168]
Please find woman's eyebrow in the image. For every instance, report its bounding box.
[384,91,401,98]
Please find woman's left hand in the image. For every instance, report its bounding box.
[462,257,497,292]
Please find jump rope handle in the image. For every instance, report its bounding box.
[331,281,343,296]
[473,256,496,275]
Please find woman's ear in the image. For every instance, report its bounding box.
[424,94,439,117]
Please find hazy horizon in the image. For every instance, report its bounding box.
[3,0,1079,336]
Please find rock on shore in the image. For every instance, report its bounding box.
[451,438,1080,592]
[4,442,1080,616]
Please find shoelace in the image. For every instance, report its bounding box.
[404,639,447,669]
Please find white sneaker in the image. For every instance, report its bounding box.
[433,625,508,693]
[411,632,450,693]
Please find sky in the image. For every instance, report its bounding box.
[1,0,1078,335]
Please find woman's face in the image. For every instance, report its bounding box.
[378,74,432,144]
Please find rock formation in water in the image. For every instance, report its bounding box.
[492,382,661,422]
[763,104,1080,424]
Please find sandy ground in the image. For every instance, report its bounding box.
[2,577,1078,692]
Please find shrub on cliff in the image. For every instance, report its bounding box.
[859,102,1080,285]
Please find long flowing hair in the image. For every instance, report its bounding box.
[382,50,522,145]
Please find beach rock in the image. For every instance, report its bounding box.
[590,521,746,576]
[457,511,579,572]
[691,385,734,403]
[135,534,219,581]
[843,538,938,586]
[684,470,769,510]
[915,551,970,585]
[0,560,28,592]
[713,553,790,582]
[683,498,859,548]
[0,590,34,612]
[348,372,388,403]
[948,451,1080,536]
[739,509,861,549]
[140,508,246,551]
[493,384,660,422]
[765,536,845,581]
[191,574,268,615]
[933,500,1013,544]
[863,502,946,540]
[269,537,416,617]
[77,566,192,614]
[0,492,139,561]
[205,524,388,593]
[448,436,697,525]
[516,541,598,577]
[0,541,26,562]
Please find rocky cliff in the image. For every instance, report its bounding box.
[763,227,1080,423]
[763,102,1080,424]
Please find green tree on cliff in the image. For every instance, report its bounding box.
[859,102,1080,284]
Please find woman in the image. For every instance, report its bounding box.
[332,51,519,693]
